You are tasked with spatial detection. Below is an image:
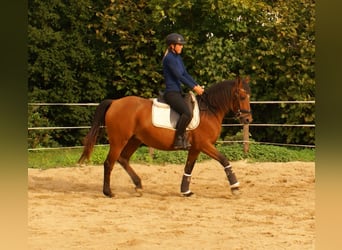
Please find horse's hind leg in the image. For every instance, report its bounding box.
[117,137,143,192]
[103,146,121,197]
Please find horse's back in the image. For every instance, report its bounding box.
[109,96,151,109]
[105,96,152,127]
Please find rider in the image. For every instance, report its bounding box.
[162,33,204,149]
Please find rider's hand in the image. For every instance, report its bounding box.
[193,85,204,95]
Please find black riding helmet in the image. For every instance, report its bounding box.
[166,33,187,46]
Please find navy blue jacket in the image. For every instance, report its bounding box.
[162,51,198,93]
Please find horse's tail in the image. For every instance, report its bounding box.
[78,99,113,164]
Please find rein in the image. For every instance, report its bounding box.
[196,79,252,120]
[197,92,217,114]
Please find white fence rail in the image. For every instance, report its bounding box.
[28,101,315,151]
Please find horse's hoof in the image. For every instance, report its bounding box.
[103,191,114,198]
[181,190,194,197]
[231,187,240,196]
[135,187,143,197]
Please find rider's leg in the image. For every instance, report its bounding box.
[164,92,192,149]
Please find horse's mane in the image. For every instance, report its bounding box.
[197,80,235,114]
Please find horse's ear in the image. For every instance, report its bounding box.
[235,76,241,87]
[236,76,243,88]
[244,75,250,84]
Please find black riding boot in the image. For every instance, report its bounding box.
[173,133,191,150]
[173,133,185,149]
[173,113,192,150]
[183,131,191,149]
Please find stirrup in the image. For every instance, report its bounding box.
[173,135,184,149]
[183,138,191,149]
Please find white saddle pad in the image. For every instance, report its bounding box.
[151,92,200,130]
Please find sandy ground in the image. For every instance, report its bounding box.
[28,160,315,250]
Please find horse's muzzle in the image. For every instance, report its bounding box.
[237,110,253,124]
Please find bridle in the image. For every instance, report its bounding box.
[234,87,252,119]
[235,108,252,118]
[197,79,252,121]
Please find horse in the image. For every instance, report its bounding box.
[78,76,252,197]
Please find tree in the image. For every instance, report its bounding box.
[28,0,315,147]
[93,0,164,98]
[28,0,111,146]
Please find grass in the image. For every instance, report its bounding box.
[28,143,315,169]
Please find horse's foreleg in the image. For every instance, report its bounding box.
[223,162,240,195]
[180,150,200,196]
[202,145,240,195]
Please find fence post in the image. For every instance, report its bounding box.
[149,147,154,158]
[243,124,249,153]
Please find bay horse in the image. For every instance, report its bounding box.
[78,76,252,197]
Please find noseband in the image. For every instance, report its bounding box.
[235,109,252,119]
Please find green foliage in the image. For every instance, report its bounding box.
[28,149,81,169]
[28,0,315,147]
[94,0,164,97]
[28,105,60,148]
[188,0,315,144]
[28,0,111,146]
[247,144,315,162]
[28,144,315,169]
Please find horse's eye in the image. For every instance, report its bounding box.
[239,92,247,99]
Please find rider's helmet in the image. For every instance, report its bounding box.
[166,33,187,46]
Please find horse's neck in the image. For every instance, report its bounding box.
[213,111,226,124]
[199,107,226,125]
[198,96,229,121]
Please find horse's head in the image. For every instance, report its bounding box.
[233,76,253,124]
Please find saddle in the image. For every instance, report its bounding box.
[151,92,200,130]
